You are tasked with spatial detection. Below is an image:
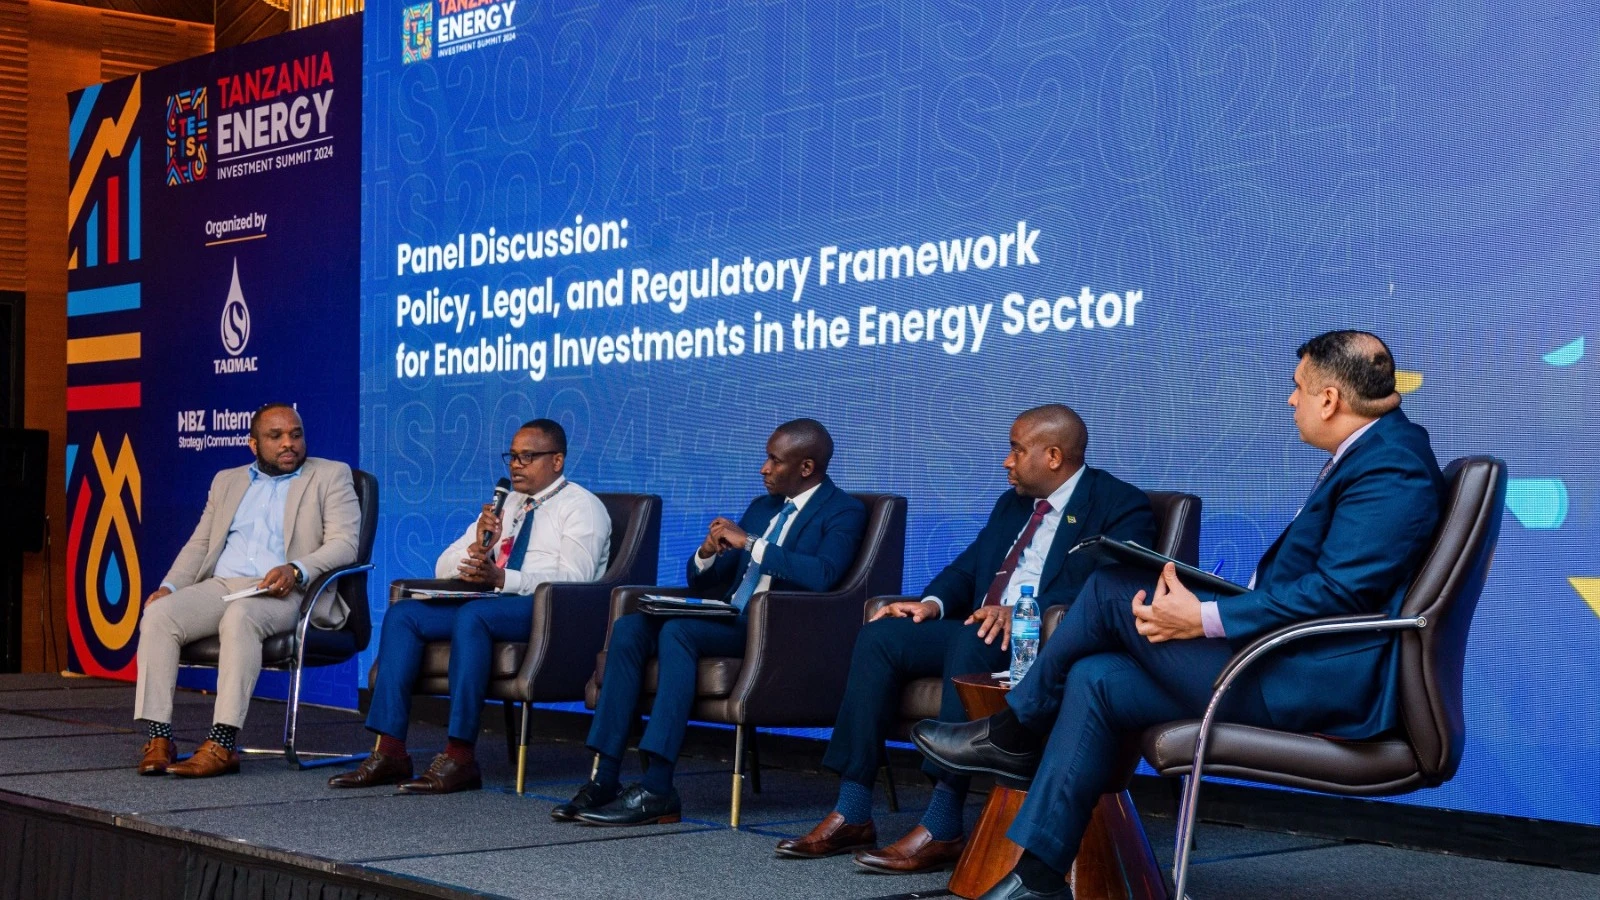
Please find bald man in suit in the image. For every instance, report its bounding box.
[134,403,360,778]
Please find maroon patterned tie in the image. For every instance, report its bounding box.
[982,499,1053,607]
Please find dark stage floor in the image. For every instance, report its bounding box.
[1,674,1595,899]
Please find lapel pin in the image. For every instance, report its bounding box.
[1066,515,1077,524]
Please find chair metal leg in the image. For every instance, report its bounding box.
[1173,773,1203,899]
[748,727,762,795]
[282,658,306,768]
[257,657,364,770]
[731,724,747,829]
[515,702,531,795]
[502,701,518,765]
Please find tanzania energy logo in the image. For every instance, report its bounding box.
[403,3,434,64]
[165,88,208,185]
[215,259,258,373]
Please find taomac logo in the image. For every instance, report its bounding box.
[165,88,209,185]
[403,3,434,64]
[215,259,258,374]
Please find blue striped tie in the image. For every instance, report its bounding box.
[730,501,797,611]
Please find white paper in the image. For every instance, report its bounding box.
[221,586,271,602]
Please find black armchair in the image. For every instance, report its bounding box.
[584,492,908,826]
[178,468,379,768]
[377,492,661,793]
[1141,457,1506,898]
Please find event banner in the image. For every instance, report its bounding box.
[360,2,1598,826]
[66,15,362,708]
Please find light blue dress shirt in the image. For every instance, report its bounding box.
[211,465,305,582]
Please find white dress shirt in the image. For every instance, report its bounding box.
[1204,418,1382,638]
[435,476,612,595]
[926,466,1085,618]
[693,481,821,596]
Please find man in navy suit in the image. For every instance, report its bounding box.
[776,405,1156,872]
[915,331,1446,900]
[559,418,867,826]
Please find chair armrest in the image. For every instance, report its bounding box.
[1042,604,1066,644]
[296,564,374,622]
[1213,612,1425,691]
[387,577,480,607]
[733,585,867,724]
[293,563,372,643]
[594,585,697,656]
[515,579,625,701]
[863,595,919,624]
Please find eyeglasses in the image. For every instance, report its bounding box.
[502,450,559,466]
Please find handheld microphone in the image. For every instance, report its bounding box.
[482,477,512,548]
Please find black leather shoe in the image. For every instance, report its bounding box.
[574,783,681,827]
[551,780,616,821]
[977,872,1072,900]
[911,718,1040,783]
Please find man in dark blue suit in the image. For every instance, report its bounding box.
[560,418,867,826]
[915,331,1447,900]
[776,405,1155,872]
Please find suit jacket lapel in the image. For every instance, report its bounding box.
[778,477,833,547]
[212,467,250,548]
[282,462,312,553]
[1039,468,1094,590]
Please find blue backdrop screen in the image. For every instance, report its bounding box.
[361,1,1600,826]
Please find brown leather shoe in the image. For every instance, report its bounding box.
[773,811,878,859]
[854,825,967,873]
[328,751,414,789]
[137,737,176,776]
[167,740,240,778]
[396,753,482,794]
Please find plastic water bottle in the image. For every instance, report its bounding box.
[1010,585,1040,686]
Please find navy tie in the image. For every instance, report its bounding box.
[505,500,535,570]
[730,501,797,611]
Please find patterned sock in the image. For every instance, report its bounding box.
[145,720,173,741]
[919,778,968,840]
[640,752,675,796]
[376,733,408,758]
[444,737,475,764]
[207,723,239,751]
[1014,850,1066,892]
[834,778,874,825]
[593,753,623,792]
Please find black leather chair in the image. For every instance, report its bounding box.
[178,468,378,768]
[1142,457,1506,898]
[866,490,1201,809]
[378,492,661,793]
[584,492,907,826]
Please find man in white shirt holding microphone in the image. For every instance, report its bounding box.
[330,418,610,794]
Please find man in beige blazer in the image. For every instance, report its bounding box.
[133,403,361,778]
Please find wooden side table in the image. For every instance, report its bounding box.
[946,673,1167,900]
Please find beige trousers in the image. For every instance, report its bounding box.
[133,576,303,728]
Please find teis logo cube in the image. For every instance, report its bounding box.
[403,3,434,64]
[165,88,208,185]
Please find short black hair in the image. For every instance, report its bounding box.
[774,418,834,473]
[519,418,568,455]
[250,402,299,438]
[1017,404,1088,464]
[1297,330,1397,416]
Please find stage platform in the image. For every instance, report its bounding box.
[2,674,1597,899]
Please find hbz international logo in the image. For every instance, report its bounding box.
[165,87,209,185]
[402,3,434,64]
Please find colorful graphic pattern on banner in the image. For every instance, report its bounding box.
[67,17,362,709]
[359,2,1599,827]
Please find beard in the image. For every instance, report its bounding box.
[256,448,305,476]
